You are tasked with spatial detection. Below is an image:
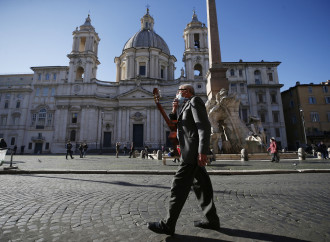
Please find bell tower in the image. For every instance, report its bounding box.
[182,10,209,81]
[67,15,100,83]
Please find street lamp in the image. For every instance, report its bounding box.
[100,111,104,154]
[299,107,308,145]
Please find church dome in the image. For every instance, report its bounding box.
[122,9,170,55]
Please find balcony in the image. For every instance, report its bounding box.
[31,136,45,142]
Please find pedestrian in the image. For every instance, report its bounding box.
[116,142,121,158]
[147,84,220,236]
[168,148,179,163]
[144,145,149,159]
[83,143,88,157]
[267,137,279,162]
[123,144,127,155]
[78,143,84,158]
[129,142,135,158]
[161,145,165,154]
[65,140,74,160]
[318,141,327,159]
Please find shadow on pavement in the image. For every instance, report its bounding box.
[19,174,171,190]
[219,227,309,242]
[166,235,229,241]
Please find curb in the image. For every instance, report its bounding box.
[1,169,330,175]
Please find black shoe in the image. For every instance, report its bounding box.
[194,221,220,230]
[147,222,174,236]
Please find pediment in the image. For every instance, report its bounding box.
[116,87,153,99]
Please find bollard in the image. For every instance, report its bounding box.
[298,147,306,160]
[156,150,162,160]
[240,148,248,161]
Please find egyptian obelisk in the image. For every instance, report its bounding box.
[206,0,229,100]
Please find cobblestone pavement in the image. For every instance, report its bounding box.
[0,173,329,241]
[1,154,330,172]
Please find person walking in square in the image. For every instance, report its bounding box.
[129,142,135,158]
[267,137,279,162]
[116,142,121,158]
[65,140,74,160]
[147,84,220,236]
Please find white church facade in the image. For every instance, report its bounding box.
[0,9,287,154]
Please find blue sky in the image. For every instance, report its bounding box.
[0,0,329,91]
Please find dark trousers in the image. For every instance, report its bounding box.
[66,150,73,159]
[163,162,219,230]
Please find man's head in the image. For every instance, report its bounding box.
[178,84,195,98]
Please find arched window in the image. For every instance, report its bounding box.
[194,64,203,76]
[70,130,76,141]
[76,67,84,80]
[254,70,262,84]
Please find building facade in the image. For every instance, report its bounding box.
[0,10,287,154]
[282,81,330,150]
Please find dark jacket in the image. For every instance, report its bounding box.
[169,96,211,164]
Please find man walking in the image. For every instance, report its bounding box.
[65,140,74,160]
[147,84,220,236]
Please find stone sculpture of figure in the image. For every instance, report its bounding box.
[180,67,184,77]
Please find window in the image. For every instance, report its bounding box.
[230,69,235,76]
[37,109,47,126]
[36,88,40,96]
[308,86,313,94]
[10,137,15,146]
[260,112,266,122]
[194,64,203,76]
[310,112,320,122]
[72,113,78,123]
[38,74,42,81]
[42,88,48,97]
[257,93,264,103]
[239,69,243,77]
[325,97,330,104]
[271,93,277,103]
[28,143,32,149]
[194,33,200,48]
[291,115,297,124]
[0,116,7,126]
[273,111,279,123]
[4,100,9,109]
[16,101,20,109]
[323,86,328,93]
[240,83,245,93]
[308,96,316,104]
[268,73,273,81]
[327,112,330,122]
[13,116,20,125]
[275,128,281,137]
[45,73,50,80]
[47,113,53,126]
[231,83,237,93]
[53,73,57,80]
[51,88,56,96]
[139,63,146,76]
[45,143,50,150]
[161,68,164,79]
[254,70,262,84]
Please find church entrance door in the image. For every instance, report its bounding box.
[103,132,111,147]
[34,143,43,154]
[133,124,143,148]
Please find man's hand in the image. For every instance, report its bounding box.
[172,99,179,113]
[198,153,208,167]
